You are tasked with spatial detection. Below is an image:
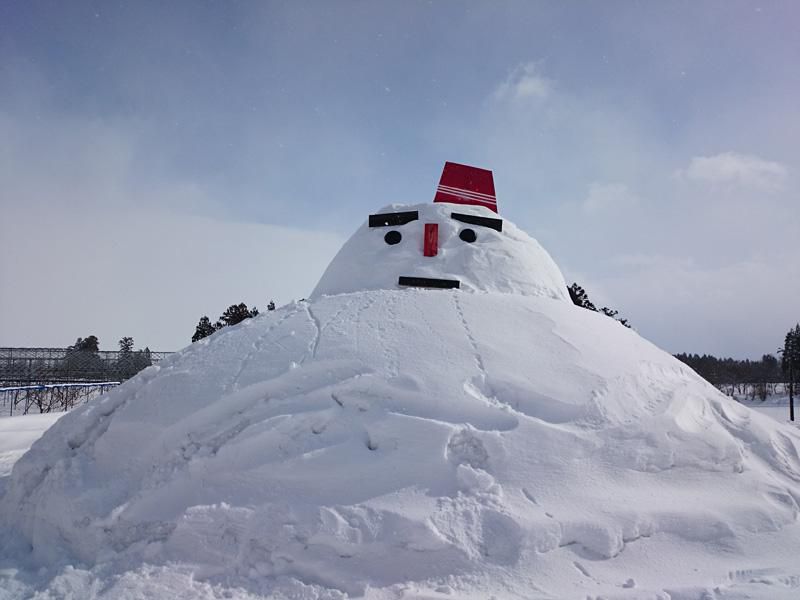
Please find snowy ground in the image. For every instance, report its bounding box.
[0,413,63,492]
[737,395,797,426]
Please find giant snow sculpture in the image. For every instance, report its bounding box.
[3,162,800,599]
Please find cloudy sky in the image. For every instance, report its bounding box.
[1,1,798,357]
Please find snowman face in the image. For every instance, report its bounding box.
[311,202,569,300]
[367,207,503,289]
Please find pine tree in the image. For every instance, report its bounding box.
[568,283,597,311]
[598,307,631,329]
[71,335,100,352]
[599,307,618,319]
[192,302,261,342]
[216,303,259,328]
[118,337,134,353]
[568,283,631,328]
[117,337,136,379]
[133,347,152,372]
[192,316,217,343]
[64,335,101,380]
[782,324,800,421]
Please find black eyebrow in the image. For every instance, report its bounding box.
[369,210,419,227]
[451,212,503,232]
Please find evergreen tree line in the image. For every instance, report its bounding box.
[674,323,800,407]
[672,353,782,387]
[191,301,275,343]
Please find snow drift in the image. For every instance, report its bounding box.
[3,203,800,599]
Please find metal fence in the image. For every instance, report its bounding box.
[0,347,173,385]
[0,347,174,415]
[0,382,120,416]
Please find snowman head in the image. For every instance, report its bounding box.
[311,163,569,300]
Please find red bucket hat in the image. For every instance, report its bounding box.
[433,161,497,213]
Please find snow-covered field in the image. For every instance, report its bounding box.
[0,413,63,491]
[2,201,800,599]
[736,395,796,425]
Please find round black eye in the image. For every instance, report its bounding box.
[459,228,477,243]
[384,230,402,245]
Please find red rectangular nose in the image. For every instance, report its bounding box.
[423,223,438,257]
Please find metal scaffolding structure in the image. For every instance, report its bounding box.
[0,347,173,385]
[0,347,174,415]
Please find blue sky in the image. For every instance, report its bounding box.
[1,1,798,356]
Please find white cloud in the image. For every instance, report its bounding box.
[595,253,800,357]
[493,62,552,102]
[0,206,344,350]
[0,103,345,351]
[0,108,217,216]
[677,152,788,190]
[582,182,639,215]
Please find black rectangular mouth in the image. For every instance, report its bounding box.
[369,211,419,227]
[398,276,460,289]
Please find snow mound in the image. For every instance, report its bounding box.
[3,207,800,599]
[312,202,569,300]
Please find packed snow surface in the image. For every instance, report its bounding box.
[3,203,800,599]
